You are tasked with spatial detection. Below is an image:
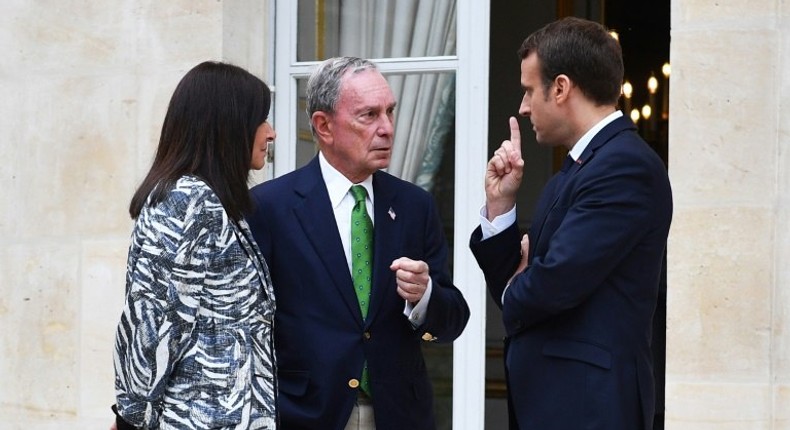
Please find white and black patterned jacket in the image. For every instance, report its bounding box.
[114,176,276,429]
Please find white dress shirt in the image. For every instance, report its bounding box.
[319,153,431,326]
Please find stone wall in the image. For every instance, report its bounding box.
[0,1,268,427]
[666,1,789,428]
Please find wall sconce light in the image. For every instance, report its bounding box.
[630,108,641,124]
[610,28,670,139]
[622,81,633,113]
[641,104,652,121]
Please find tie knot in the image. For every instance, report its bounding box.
[350,185,368,203]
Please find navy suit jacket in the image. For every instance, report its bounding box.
[248,156,469,430]
[470,116,672,430]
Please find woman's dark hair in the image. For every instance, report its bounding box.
[518,17,623,106]
[129,61,271,221]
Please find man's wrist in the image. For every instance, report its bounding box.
[485,199,516,221]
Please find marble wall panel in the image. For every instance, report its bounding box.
[0,1,226,427]
[676,0,779,28]
[135,1,223,69]
[669,1,790,426]
[666,382,772,429]
[79,239,128,417]
[667,206,772,380]
[774,3,790,384]
[0,243,80,416]
[776,384,790,428]
[668,29,778,208]
[1,73,139,240]
[0,0,137,72]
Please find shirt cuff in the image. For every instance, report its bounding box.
[403,278,433,327]
[479,204,517,240]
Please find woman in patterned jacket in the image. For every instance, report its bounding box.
[112,61,277,430]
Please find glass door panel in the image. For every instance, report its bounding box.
[296,0,457,62]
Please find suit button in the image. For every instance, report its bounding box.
[363,331,371,340]
[348,378,360,388]
[421,332,436,342]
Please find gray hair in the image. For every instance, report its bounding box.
[306,57,379,135]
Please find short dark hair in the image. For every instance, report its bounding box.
[129,61,271,221]
[305,56,378,135]
[518,17,623,105]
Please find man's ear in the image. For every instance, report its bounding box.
[554,74,572,103]
[312,111,333,144]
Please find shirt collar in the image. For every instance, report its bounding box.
[568,110,623,161]
[319,152,374,209]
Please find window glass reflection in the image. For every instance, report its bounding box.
[297,0,457,61]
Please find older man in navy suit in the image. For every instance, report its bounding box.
[470,18,672,430]
[247,57,469,430]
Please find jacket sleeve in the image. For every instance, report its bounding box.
[469,223,523,310]
[113,192,218,426]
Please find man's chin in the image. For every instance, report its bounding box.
[372,151,392,164]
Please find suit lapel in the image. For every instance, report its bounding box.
[366,172,403,326]
[292,158,365,325]
[530,116,636,250]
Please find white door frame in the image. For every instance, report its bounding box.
[272,2,489,427]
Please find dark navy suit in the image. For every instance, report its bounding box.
[248,156,469,430]
[470,116,672,430]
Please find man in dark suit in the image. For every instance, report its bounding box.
[469,17,672,430]
[247,56,470,430]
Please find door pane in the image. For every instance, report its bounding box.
[296,0,457,61]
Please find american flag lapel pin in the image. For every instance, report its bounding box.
[388,207,396,220]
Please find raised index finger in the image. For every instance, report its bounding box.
[509,116,522,154]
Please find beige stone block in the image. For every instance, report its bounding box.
[776,216,790,382]
[0,1,136,71]
[80,239,129,417]
[222,0,270,79]
[675,0,779,27]
[666,382,771,429]
[777,384,790,428]
[4,415,108,430]
[667,207,772,380]
[136,1,223,67]
[0,74,138,240]
[668,30,778,207]
[0,243,80,414]
[0,2,222,72]
[776,37,790,383]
